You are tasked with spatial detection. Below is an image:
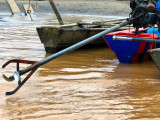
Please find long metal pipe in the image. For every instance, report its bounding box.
[113,36,160,43]
[19,20,131,75]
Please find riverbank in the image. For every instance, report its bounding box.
[0,0,130,17]
[54,0,130,16]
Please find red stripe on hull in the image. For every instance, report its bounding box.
[103,37,113,51]
[148,42,155,50]
[132,54,139,63]
[137,42,146,54]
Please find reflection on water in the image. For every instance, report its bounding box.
[0,15,160,120]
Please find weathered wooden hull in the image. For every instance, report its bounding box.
[36,24,107,53]
[148,48,160,70]
[36,18,130,53]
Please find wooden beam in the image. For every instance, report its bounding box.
[49,0,64,25]
[7,0,20,15]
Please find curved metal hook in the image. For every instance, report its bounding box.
[2,74,14,82]
[2,59,38,95]
[3,71,20,82]
[5,68,37,95]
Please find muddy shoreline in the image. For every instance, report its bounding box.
[54,0,130,16]
[0,0,130,17]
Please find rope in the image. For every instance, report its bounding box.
[28,0,30,10]
[129,12,131,32]
[27,0,33,21]
[152,27,154,49]
[35,0,38,9]
[153,26,157,48]
[151,26,156,49]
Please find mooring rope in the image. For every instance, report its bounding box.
[28,0,31,10]
[151,26,156,49]
[129,12,131,32]
[35,0,38,9]
[27,0,33,21]
[153,26,157,48]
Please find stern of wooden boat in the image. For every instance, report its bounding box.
[148,48,160,70]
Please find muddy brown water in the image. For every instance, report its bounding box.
[0,15,160,120]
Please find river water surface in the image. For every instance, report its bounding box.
[0,15,160,120]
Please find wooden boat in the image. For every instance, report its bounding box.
[148,48,160,70]
[103,28,160,64]
[36,18,130,53]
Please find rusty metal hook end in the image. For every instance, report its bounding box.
[3,71,20,82]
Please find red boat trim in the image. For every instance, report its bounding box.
[132,54,139,63]
[148,42,155,50]
[103,37,113,51]
[137,42,146,54]
[103,37,119,59]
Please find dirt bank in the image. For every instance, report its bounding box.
[0,0,130,17]
[54,0,130,16]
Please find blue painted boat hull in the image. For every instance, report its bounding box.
[104,29,160,64]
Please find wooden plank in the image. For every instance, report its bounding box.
[77,18,134,29]
[78,22,132,27]
[78,22,117,26]
[49,0,64,25]
[98,18,127,23]
[23,4,34,15]
[7,0,20,14]
[78,18,128,26]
